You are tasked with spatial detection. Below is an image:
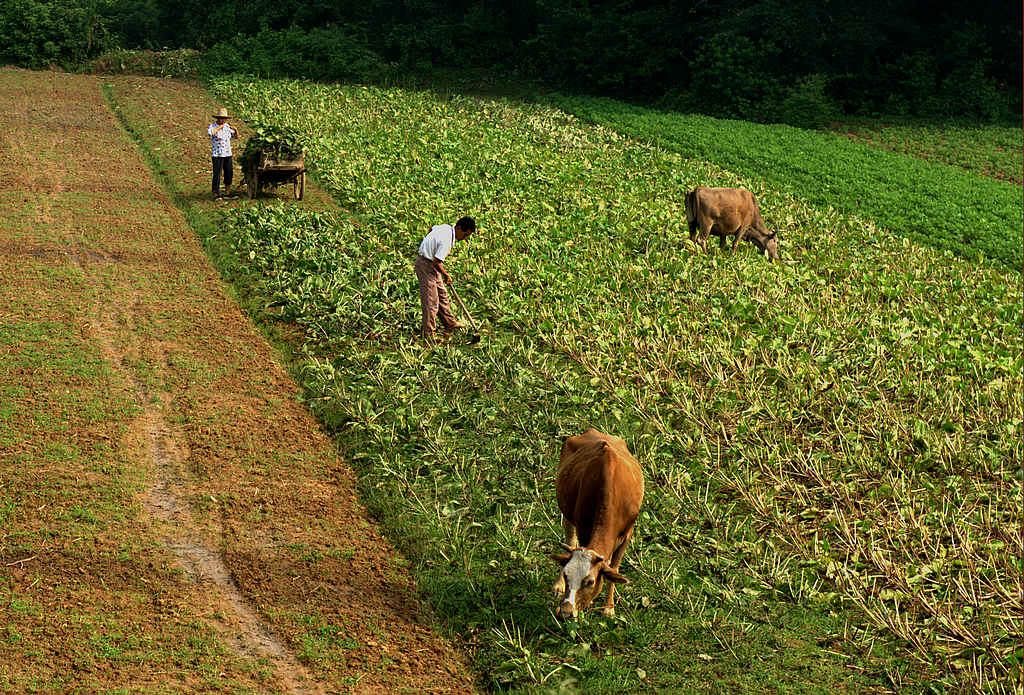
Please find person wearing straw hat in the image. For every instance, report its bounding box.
[208,107,238,200]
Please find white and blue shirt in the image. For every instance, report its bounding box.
[418,223,456,261]
[208,122,234,157]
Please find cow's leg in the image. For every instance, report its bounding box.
[562,516,578,549]
[731,226,748,252]
[718,233,728,249]
[553,516,578,595]
[698,221,712,253]
[601,525,635,617]
[688,219,698,245]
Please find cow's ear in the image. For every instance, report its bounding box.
[562,434,583,457]
[601,567,628,584]
[550,552,572,565]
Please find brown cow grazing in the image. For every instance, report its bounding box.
[551,429,644,619]
[685,186,780,261]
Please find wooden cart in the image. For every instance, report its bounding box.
[244,151,306,200]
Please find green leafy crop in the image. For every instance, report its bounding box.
[213,76,1022,693]
[552,95,1023,271]
[827,121,1022,185]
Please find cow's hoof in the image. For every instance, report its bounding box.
[601,607,616,618]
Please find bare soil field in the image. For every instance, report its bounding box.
[0,67,478,694]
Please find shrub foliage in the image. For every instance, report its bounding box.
[3,0,1020,124]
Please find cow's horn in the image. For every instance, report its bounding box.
[767,230,779,240]
[560,543,574,552]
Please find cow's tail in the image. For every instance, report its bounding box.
[684,189,697,224]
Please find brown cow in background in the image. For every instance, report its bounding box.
[551,429,644,619]
[685,186,780,260]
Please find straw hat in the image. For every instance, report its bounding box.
[212,107,231,119]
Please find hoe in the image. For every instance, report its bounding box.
[448,283,482,345]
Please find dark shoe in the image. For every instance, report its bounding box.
[442,320,464,331]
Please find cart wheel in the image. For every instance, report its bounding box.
[295,172,305,200]
[246,168,257,199]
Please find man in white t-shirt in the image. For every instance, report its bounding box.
[207,107,238,200]
[415,216,476,339]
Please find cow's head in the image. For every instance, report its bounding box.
[748,229,780,261]
[550,546,627,619]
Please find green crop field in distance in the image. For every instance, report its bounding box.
[208,76,1022,693]
[826,120,1022,185]
[551,95,1022,272]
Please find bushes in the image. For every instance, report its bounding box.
[81,48,201,77]
[3,1,1017,128]
[0,0,111,67]
[775,74,842,129]
[200,26,387,84]
[683,35,782,121]
[929,60,1007,122]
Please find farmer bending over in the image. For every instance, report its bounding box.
[208,107,238,199]
[416,217,476,339]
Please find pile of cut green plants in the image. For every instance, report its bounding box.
[214,76,1022,694]
[238,121,305,169]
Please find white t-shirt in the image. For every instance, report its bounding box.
[418,224,456,261]
[208,122,234,157]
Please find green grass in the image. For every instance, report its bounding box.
[205,77,1021,693]
[826,120,1022,184]
[549,95,1022,271]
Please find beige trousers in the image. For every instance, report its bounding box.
[415,255,457,335]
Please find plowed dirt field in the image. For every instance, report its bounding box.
[0,67,478,694]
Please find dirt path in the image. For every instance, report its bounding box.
[0,67,478,693]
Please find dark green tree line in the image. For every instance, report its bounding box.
[1,0,1019,122]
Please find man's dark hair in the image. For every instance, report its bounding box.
[456,216,476,234]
